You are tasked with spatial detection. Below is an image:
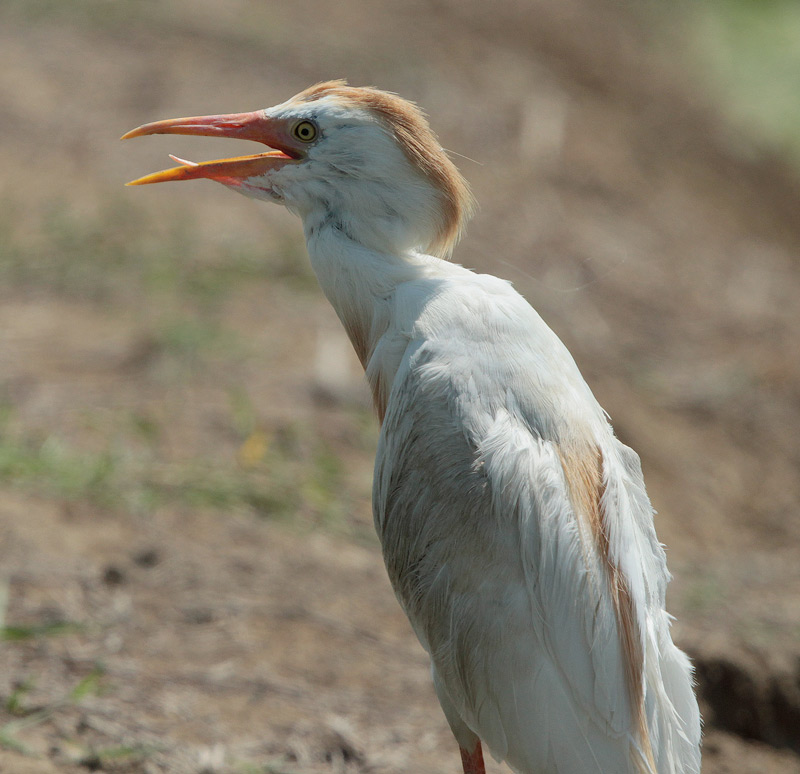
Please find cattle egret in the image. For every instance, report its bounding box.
[123,81,701,774]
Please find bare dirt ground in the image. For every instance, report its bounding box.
[1,1,800,772]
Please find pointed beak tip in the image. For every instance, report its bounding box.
[124,167,186,186]
[120,127,144,141]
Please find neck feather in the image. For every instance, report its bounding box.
[304,221,446,418]
[305,221,414,363]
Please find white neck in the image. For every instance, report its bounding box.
[304,218,424,360]
[304,218,452,417]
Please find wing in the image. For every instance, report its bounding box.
[372,276,700,774]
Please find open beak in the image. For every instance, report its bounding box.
[122,111,301,186]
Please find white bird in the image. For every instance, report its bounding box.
[123,81,701,774]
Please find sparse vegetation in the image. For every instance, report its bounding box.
[0,408,368,528]
[0,667,107,757]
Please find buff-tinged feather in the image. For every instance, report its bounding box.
[294,80,475,258]
[558,442,656,774]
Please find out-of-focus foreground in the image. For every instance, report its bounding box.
[1,1,799,772]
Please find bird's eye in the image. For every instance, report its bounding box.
[291,120,318,143]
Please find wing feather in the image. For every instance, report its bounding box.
[372,275,700,773]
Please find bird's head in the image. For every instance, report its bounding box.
[123,81,474,257]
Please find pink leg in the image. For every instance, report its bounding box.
[460,740,486,774]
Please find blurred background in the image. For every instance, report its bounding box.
[1,0,799,772]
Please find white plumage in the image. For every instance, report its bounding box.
[124,81,701,774]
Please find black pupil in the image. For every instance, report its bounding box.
[298,123,313,139]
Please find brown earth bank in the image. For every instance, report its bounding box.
[1,0,799,772]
